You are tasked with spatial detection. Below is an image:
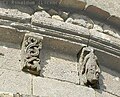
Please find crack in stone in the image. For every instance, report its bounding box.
[43,76,79,85]
[87,32,91,47]
[103,90,120,97]
[31,75,33,95]
[95,89,120,97]
[0,68,21,72]
[0,71,4,77]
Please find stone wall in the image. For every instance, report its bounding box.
[0,1,120,97]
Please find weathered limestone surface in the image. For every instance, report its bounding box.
[0,69,31,95]
[52,15,64,21]
[13,93,39,97]
[33,77,95,97]
[99,66,120,97]
[0,92,38,97]
[67,14,94,29]
[89,30,120,73]
[96,90,118,97]
[32,12,90,38]
[32,11,51,18]
[40,49,79,84]
[0,26,26,44]
[89,29,120,56]
[94,49,120,73]
[0,92,13,97]
[0,6,31,22]
[0,42,21,71]
[42,37,85,56]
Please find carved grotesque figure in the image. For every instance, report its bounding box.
[79,47,100,88]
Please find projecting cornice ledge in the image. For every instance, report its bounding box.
[0,16,120,56]
[0,16,120,72]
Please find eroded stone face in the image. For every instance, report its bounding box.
[21,33,43,76]
[79,47,100,88]
[84,51,100,83]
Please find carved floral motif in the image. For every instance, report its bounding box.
[22,33,43,75]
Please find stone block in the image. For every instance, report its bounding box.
[86,0,120,17]
[42,37,85,56]
[85,5,110,20]
[40,49,79,84]
[99,66,120,97]
[33,77,95,97]
[0,7,31,23]
[60,0,86,10]
[0,26,25,45]
[108,16,120,28]
[0,92,13,97]
[0,42,21,71]
[0,69,31,95]
[96,90,118,97]
[33,11,51,18]
[32,15,90,40]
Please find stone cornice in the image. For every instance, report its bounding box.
[0,17,120,57]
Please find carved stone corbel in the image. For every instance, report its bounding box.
[21,33,43,76]
[78,47,100,88]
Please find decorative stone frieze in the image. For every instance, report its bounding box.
[21,33,43,76]
[78,47,100,88]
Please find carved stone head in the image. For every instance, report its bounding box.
[80,47,101,88]
[85,53,100,84]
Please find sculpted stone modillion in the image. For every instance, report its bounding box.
[79,47,100,88]
[21,33,43,76]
